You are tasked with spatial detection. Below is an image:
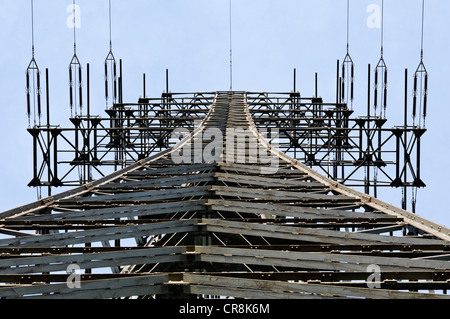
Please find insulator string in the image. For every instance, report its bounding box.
[374,0,387,119]
[413,0,428,128]
[33,68,36,125]
[26,0,41,126]
[342,0,354,108]
[105,0,117,108]
[67,0,83,117]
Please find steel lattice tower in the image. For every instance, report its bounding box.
[2,0,447,302]
[0,92,449,299]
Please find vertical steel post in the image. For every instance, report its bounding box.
[365,64,371,195]
[32,131,38,185]
[87,63,91,182]
[336,60,340,105]
[87,63,90,118]
[143,73,146,98]
[403,68,408,210]
[119,59,123,104]
[52,129,59,186]
[315,72,318,98]
[166,68,169,94]
[293,68,296,93]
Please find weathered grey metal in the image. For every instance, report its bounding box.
[194,245,450,272]
[18,200,206,221]
[244,100,450,241]
[0,274,170,299]
[0,220,199,247]
[0,91,449,299]
[200,219,445,245]
[0,246,186,274]
[183,274,450,299]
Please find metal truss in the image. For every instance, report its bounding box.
[28,91,214,189]
[28,88,424,205]
[1,92,449,299]
[247,92,425,192]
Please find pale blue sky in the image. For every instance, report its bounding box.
[1,0,450,227]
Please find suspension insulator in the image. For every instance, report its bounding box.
[69,67,73,110]
[383,69,388,111]
[423,73,428,120]
[350,80,354,102]
[374,69,378,110]
[78,66,83,112]
[413,74,418,120]
[26,71,31,118]
[384,68,388,84]
[37,70,41,119]
[104,62,108,100]
[350,64,354,102]
[113,61,117,101]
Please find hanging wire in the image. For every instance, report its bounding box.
[73,0,76,54]
[346,0,350,49]
[229,0,233,91]
[31,0,35,58]
[381,0,384,54]
[109,0,112,50]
